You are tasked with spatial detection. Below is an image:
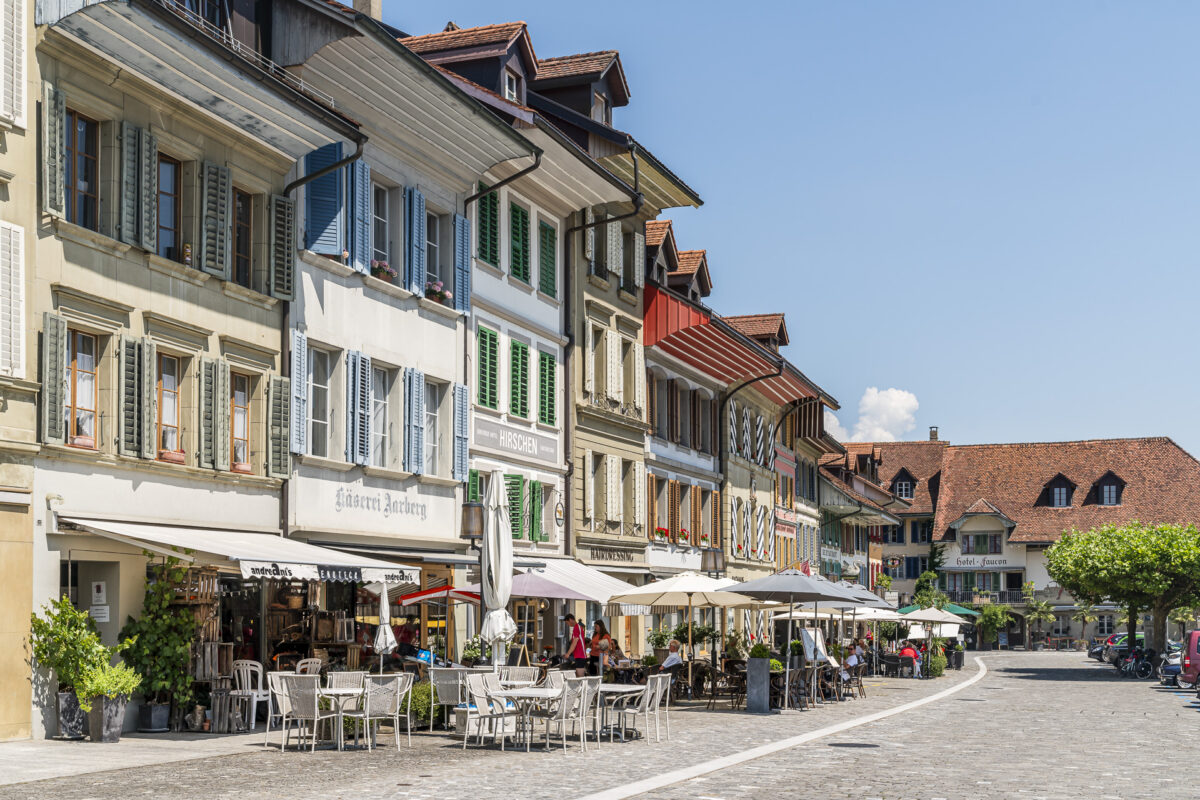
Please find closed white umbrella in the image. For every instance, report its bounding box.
[480,470,517,666]
[370,582,398,674]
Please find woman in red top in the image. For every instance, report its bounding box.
[589,620,613,676]
[564,613,587,677]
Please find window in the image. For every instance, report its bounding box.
[504,70,520,102]
[1096,615,1114,636]
[230,372,250,472]
[509,340,529,418]
[697,395,712,454]
[476,327,499,409]
[590,326,606,398]
[157,354,183,462]
[1051,486,1069,507]
[233,188,253,288]
[989,534,1002,554]
[678,387,692,448]
[372,184,389,266]
[654,377,668,438]
[156,154,182,261]
[621,339,635,411]
[592,213,608,279]
[307,347,331,458]
[371,366,390,467]
[509,204,530,283]
[1100,483,1119,506]
[467,469,491,503]
[538,221,556,297]
[64,330,97,448]
[425,211,440,284]
[592,92,610,124]
[537,351,556,426]
[65,109,99,230]
[476,184,499,266]
[776,474,793,509]
[911,519,931,544]
[621,231,636,291]
[887,525,904,544]
[894,480,912,500]
[424,381,441,474]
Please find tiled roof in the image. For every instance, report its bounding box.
[536,50,618,80]
[964,498,1005,516]
[645,220,671,249]
[819,467,895,519]
[931,437,1200,543]
[432,65,535,115]
[401,22,526,55]
[674,250,705,276]
[724,313,789,345]
[874,440,947,516]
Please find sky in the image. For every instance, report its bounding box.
[387,2,1200,453]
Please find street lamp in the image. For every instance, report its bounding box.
[700,547,726,579]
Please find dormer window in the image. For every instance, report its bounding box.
[592,92,611,124]
[504,70,520,102]
[1051,486,1069,507]
[894,481,913,500]
[1042,473,1075,508]
[1100,484,1118,505]
[1094,471,1124,506]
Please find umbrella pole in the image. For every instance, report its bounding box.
[687,593,694,699]
[784,594,794,711]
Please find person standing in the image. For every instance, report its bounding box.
[564,613,588,677]
[589,620,613,676]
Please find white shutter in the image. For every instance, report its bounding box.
[632,230,645,288]
[606,220,621,277]
[742,408,751,459]
[1,0,25,128]
[606,330,620,402]
[606,454,620,521]
[742,501,752,554]
[756,506,766,560]
[583,324,594,396]
[767,508,776,561]
[289,329,307,454]
[0,221,22,377]
[728,400,738,456]
[634,462,646,529]
[632,341,645,413]
[755,414,764,464]
[583,208,595,267]
[583,448,594,521]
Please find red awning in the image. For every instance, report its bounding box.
[396,585,480,607]
[643,286,823,407]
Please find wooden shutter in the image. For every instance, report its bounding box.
[404,185,425,293]
[632,230,645,288]
[634,463,645,531]
[0,221,22,378]
[467,469,481,502]
[606,455,620,522]
[200,161,231,278]
[583,324,593,396]
[42,85,65,216]
[349,159,370,274]
[1,0,25,128]
[529,479,542,541]
[198,357,217,468]
[606,330,620,402]
[289,329,307,454]
[728,400,737,456]
[633,342,645,414]
[711,490,721,548]
[269,195,295,300]
[118,122,140,246]
[304,142,344,254]
[40,312,67,444]
[691,488,702,547]
[452,383,468,482]
[352,352,371,466]
[668,480,680,542]
[742,408,751,459]
[344,350,358,463]
[646,473,657,539]
[403,368,425,474]
[538,351,556,426]
[214,360,231,471]
[690,392,701,449]
[606,219,621,277]
[505,474,525,538]
[742,500,751,555]
[538,221,556,297]
[477,327,498,409]
[510,204,529,282]
[139,338,156,460]
[509,340,529,418]
[476,184,498,266]
[583,207,594,268]
[583,449,594,521]
[646,371,656,430]
[116,335,142,455]
[754,414,764,464]
[453,213,471,311]
[267,375,290,478]
[138,127,157,253]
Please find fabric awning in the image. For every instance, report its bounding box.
[396,585,480,607]
[305,541,546,569]
[61,517,420,584]
[523,557,650,614]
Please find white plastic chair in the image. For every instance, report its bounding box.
[264,670,294,749]
[611,679,655,744]
[296,658,323,675]
[231,660,270,731]
[326,671,365,689]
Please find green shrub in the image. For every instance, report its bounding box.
[768,659,783,673]
[76,661,141,712]
[928,653,948,677]
[410,680,440,725]
[641,654,659,667]
[120,556,198,709]
[789,640,804,656]
[748,643,770,659]
[29,596,111,692]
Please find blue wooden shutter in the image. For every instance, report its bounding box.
[349,159,371,274]
[452,383,468,482]
[289,329,307,454]
[404,368,426,474]
[453,213,470,311]
[304,142,344,254]
[905,556,919,580]
[404,186,425,294]
[344,350,358,463]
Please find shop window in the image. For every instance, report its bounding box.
[65,330,98,448]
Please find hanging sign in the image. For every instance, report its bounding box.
[361,567,421,585]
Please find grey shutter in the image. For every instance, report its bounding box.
[214,360,231,471]
[353,352,371,466]
[138,127,157,253]
[40,311,67,444]
[633,230,645,288]
[199,161,231,278]
[2,0,25,128]
[117,336,141,456]
[403,368,426,474]
[344,349,358,463]
[198,357,216,468]
[119,122,140,245]
[452,383,468,482]
[404,186,426,294]
[453,213,470,312]
[269,195,295,300]
[606,220,621,277]
[267,376,291,478]
[583,208,594,268]
[42,85,65,216]
[289,329,307,454]
[140,337,156,459]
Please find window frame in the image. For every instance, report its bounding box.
[1100,483,1119,506]
[425,210,441,285]
[156,352,184,463]
[230,371,251,473]
[156,153,182,262]
[64,109,100,231]
[306,346,331,458]
[64,329,98,449]
[1051,486,1069,508]
[477,326,499,410]
[372,183,390,267]
[424,380,441,475]
[504,70,520,102]
[232,187,253,288]
[894,480,912,500]
[370,365,391,468]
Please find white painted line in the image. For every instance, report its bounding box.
[575,657,991,800]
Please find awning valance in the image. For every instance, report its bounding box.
[60,517,420,585]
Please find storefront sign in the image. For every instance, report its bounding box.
[946,555,1018,571]
[820,546,841,562]
[239,561,420,585]
[646,543,701,571]
[89,604,109,623]
[333,487,428,521]
[240,561,321,581]
[554,502,565,527]
[473,417,557,464]
[581,545,638,563]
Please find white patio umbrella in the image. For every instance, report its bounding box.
[369,582,398,674]
[899,607,968,677]
[479,470,517,667]
[609,572,753,691]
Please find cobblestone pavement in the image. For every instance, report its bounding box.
[7,652,1187,800]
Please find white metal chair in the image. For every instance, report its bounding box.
[500,666,540,684]
[542,670,566,692]
[296,658,323,676]
[652,673,672,742]
[429,667,465,732]
[535,677,584,751]
[231,660,270,731]
[281,675,336,752]
[347,673,415,750]
[461,673,515,750]
[326,671,365,689]
[611,679,655,743]
[264,670,294,749]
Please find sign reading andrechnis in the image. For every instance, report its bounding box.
[239,561,419,584]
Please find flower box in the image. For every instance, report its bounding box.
[424,280,452,305]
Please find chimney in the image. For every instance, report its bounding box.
[929,426,939,442]
[353,0,382,20]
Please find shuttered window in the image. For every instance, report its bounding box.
[156,155,182,262]
[307,347,331,458]
[452,383,468,481]
[453,213,471,312]
[65,109,99,230]
[505,474,525,539]
[477,326,499,409]
[509,340,529,418]
[529,479,543,541]
[0,0,25,128]
[200,161,232,278]
[233,188,253,288]
[304,142,344,254]
[509,203,530,283]
[231,372,250,472]
[537,351,555,425]
[267,375,290,478]
[65,330,97,448]
[538,221,556,297]
[0,221,23,378]
[476,183,499,266]
[156,354,183,461]
[467,469,483,502]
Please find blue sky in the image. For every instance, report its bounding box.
[390,2,1200,453]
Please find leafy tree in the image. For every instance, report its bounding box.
[1071,602,1099,644]
[913,571,949,610]
[976,603,1013,646]
[1169,607,1199,640]
[1047,522,1200,652]
[876,573,893,592]
[29,596,111,693]
[928,541,946,574]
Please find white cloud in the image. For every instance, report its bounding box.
[826,387,920,443]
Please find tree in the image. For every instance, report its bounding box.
[976,604,1013,648]
[1169,607,1199,641]
[1021,582,1056,649]
[928,541,946,574]
[913,571,949,610]
[1046,522,1200,653]
[1071,602,1099,644]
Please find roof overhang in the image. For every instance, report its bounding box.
[818,477,901,526]
[600,140,701,213]
[948,509,1017,532]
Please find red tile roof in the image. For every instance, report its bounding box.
[645,219,671,249]
[964,498,1006,516]
[931,437,1200,543]
[819,467,896,519]
[536,50,618,80]
[401,22,526,55]
[875,440,948,516]
[674,249,705,276]
[724,313,789,346]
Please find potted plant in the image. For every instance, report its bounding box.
[789,639,805,669]
[119,556,199,732]
[723,629,748,664]
[77,659,141,742]
[653,527,669,543]
[424,280,452,305]
[29,596,112,739]
[953,643,965,669]
[698,531,710,547]
[461,635,482,667]
[640,654,659,668]
[678,528,690,544]
[370,260,397,283]
[646,626,672,664]
[745,642,772,713]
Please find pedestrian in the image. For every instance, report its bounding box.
[564,613,588,677]
[589,620,613,676]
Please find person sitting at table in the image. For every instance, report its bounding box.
[393,614,419,659]
[659,640,683,673]
[840,649,861,682]
[898,641,921,674]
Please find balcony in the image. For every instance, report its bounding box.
[944,590,1025,605]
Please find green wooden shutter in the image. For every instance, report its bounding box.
[538,351,555,426]
[140,338,156,460]
[40,312,67,444]
[214,360,231,471]
[529,479,542,541]
[505,474,525,539]
[476,183,499,266]
[477,327,498,409]
[200,161,231,278]
[42,85,65,216]
[117,336,142,456]
[269,195,295,300]
[538,221,556,297]
[509,340,528,418]
[198,357,216,468]
[467,469,481,502]
[509,204,529,283]
[118,122,140,246]
[267,375,291,478]
[138,127,158,253]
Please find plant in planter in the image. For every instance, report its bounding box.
[646,625,672,663]
[698,531,710,547]
[678,528,689,544]
[653,527,669,543]
[641,654,659,668]
[29,596,113,739]
[724,629,748,661]
[119,555,199,732]
[745,643,772,712]
[460,635,482,666]
[768,658,784,674]
[424,280,452,305]
[76,660,141,742]
[976,603,1013,650]
[370,260,397,283]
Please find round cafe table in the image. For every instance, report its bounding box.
[319,686,364,750]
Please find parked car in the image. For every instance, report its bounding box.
[1178,630,1200,690]
[1089,639,1109,661]
[1105,633,1145,665]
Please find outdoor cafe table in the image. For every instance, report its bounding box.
[319,686,365,751]
[597,683,644,742]
[490,686,562,752]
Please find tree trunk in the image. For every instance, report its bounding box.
[1127,605,1138,645]
[1150,603,1169,655]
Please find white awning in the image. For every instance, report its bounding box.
[60,517,420,585]
[522,557,649,615]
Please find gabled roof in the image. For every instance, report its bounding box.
[668,249,712,298]
[401,21,527,55]
[874,440,947,516]
[645,220,672,249]
[964,498,1005,516]
[534,50,630,107]
[724,313,789,347]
